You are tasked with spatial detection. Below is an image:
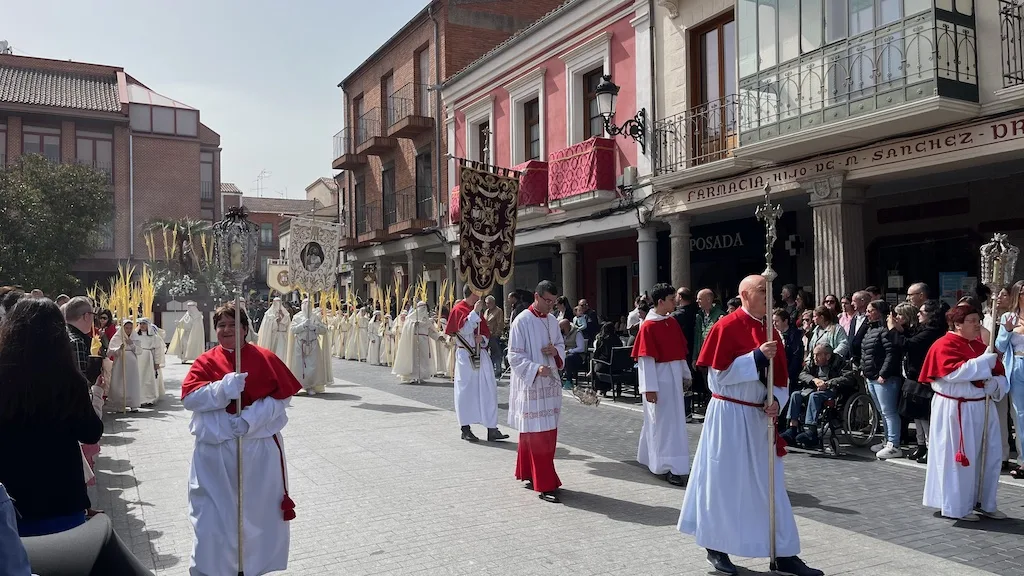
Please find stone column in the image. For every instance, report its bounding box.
[668,215,692,290]
[558,238,578,301]
[804,173,866,299]
[406,249,423,304]
[637,226,658,296]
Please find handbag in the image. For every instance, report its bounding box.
[898,354,932,418]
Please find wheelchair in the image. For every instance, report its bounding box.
[788,378,879,456]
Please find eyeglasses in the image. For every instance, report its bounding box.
[824,299,837,304]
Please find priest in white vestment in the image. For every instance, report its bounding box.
[107,319,141,413]
[257,297,291,360]
[367,310,383,366]
[632,283,692,486]
[286,299,328,394]
[136,317,166,407]
[392,302,439,383]
[181,303,301,576]
[168,301,206,363]
[679,275,822,576]
[508,280,566,504]
[446,287,509,443]
[919,304,1009,521]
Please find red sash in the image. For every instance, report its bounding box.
[711,393,787,457]
[932,391,985,467]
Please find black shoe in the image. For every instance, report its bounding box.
[706,550,737,575]
[773,556,824,576]
[666,473,687,487]
[460,425,479,443]
[909,446,926,460]
[538,491,560,503]
[487,428,509,442]
[917,452,928,464]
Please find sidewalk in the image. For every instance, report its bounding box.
[93,363,995,575]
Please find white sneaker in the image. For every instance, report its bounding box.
[871,443,884,452]
[876,442,902,459]
[978,508,1008,520]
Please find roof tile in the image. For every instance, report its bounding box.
[241,197,319,215]
[0,66,121,113]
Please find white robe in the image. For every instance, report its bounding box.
[366,318,383,366]
[637,312,692,476]
[334,314,350,358]
[287,311,328,392]
[182,379,291,576]
[169,307,206,362]
[434,319,448,375]
[317,311,334,387]
[392,312,439,382]
[923,353,1009,518]
[257,305,291,360]
[381,318,395,366]
[507,310,565,433]
[345,315,366,361]
[678,351,800,558]
[137,330,166,405]
[452,310,498,428]
[107,330,141,412]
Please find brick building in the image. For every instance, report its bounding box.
[0,53,224,288]
[333,0,568,302]
[238,196,320,297]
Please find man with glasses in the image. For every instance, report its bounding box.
[906,283,930,308]
[507,280,566,503]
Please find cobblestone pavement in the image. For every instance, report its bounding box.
[90,358,1024,575]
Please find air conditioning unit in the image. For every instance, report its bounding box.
[617,166,638,189]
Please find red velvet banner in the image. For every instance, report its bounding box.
[511,160,549,207]
[547,137,616,201]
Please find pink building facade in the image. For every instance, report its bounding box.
[442,0,657,319]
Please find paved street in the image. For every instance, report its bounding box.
[91,357,1024,575]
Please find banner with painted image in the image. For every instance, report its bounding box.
[457,159,521,294]
[287,217,341,292]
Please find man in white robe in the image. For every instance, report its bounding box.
[315,307,335,387]
[107,319,141,413]
[392,302,440,384]
[632,283,692,486]
[446,286,509,443]
[366,311,383,366]
[136,317,166,407]
[508,280,566,504]
[168,301,206,363]
[678,275,822,576]
[257,297,290,360]
[286,299,328,394]
[381,314,395,366]
[344,308,366,361]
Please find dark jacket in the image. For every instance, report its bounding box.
[799,353,858,392]
[672,303,698,362]
[891,323,946,382]
[847,314,870,365]
[781,326,804,388]
[860,321,902,380]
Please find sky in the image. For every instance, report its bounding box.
[4,0,429,199]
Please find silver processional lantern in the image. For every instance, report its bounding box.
[213,207,260,289]
[980,233,1019,292]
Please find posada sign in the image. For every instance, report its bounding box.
[690,233,745,251]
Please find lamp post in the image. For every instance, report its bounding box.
[594,75,647,154]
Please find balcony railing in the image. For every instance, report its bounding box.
[654,95,739,176]
[383,190,397,229]
[332,127,366,169]
[387,82,434,138]
[737,14,978,145]
[77,159,113,184]
[356,200,381,238]
[333,128,352,159]
[1001,0,1024,88]
[355,108,382,147]
[396,186,434,222]
[201,181,213,201]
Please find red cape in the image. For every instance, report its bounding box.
[181,343,302,413]
[695,309,787,387]
[918,332,1004,384]
[632,313,688,362]
[445,299,490,338]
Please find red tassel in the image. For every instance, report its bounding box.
[281,494,296,521]
[955,451,970,467]
[775,432,788,457]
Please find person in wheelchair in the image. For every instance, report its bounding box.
[781,343,858,448]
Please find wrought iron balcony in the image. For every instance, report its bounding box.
[735,12,979,161]
[76,159,113,185]
[1001,0,1024,88]
[356,200,389,243]
[654,95,740,176]
[387,82,434,139]
[355,108,397,156]
[332,127,367,170]
[386,186,434,235]
[201,181,213,201]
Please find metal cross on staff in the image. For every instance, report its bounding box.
[754,183,783,571]
[213,206,260,576]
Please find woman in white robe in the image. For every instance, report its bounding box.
[392,302,440,383]
[257,297,291,360]
[107,319,141,413]
[920,305,1010,521]
[334,311,350,358]
[381,314,395,366]
[366,311,383,366]
[434,316,448,376]
[344,311,365,361]
[168,301,206,363]
[136,318,166,407]
[287,300,328,394]
[393,312,406,363]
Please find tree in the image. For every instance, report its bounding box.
[0,155,114,293]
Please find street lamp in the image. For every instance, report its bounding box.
[279,247,286,260]
[595,75,647,154]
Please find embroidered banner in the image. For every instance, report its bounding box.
[457,159,521,294]
[287,217,341,293]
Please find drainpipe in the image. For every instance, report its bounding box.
[647,0,656,181]
[129,132,135,259]
[430,4,443,229]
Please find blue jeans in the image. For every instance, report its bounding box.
[868,376,902,446]
[0,484,31,576]
[17,512,86,537]
[1008,365,1024,464]
[786,389,836,426]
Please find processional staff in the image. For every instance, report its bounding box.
[213,207,260,576]
[977,234,1019,508]
[754,183,783,572]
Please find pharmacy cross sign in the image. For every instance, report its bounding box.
[785,234,804,256]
